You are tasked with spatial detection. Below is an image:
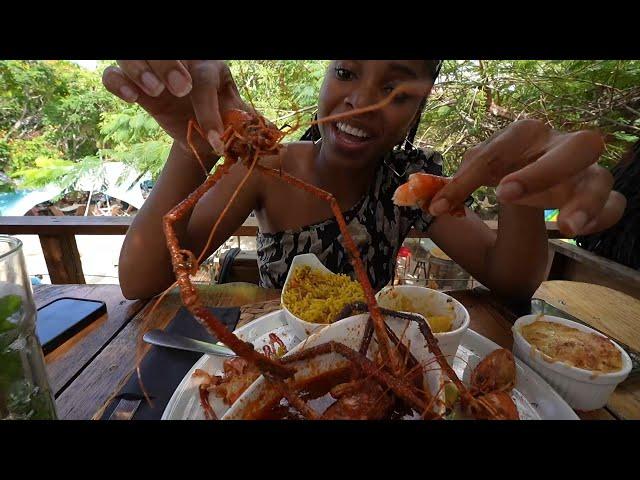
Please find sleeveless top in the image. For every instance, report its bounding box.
[256,148,444,290]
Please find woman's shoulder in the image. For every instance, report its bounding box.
[255,141,316,179]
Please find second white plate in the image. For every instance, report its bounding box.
[163,309,578,420]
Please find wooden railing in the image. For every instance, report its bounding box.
[0,215,566,285]
[547,239,640,300]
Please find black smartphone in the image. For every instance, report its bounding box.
[35,297,107,354]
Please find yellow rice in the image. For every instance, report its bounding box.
[282,265,365,324]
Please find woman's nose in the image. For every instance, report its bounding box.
[344,85,380,110]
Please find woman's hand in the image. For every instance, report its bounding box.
[102,60,248,156]
[429,119,627,237]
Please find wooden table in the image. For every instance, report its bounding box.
[36,281,640,420]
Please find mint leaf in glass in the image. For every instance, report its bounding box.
[0,294,22,333]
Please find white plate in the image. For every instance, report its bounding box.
[161,311,300,420]
[224,313,447,419]
[163,309,579,420]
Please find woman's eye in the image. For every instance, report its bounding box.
[335,67,354,80]
[384,84,408,102]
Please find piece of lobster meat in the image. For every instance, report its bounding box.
[468,391,520,420]
[392,173,465,217]
[470,348,517,396]
[322,378,395,420]
[207,357,261,406]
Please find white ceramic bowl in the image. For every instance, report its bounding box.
[223,313,445,420]
[512,314,632,411]
[376,285,470,366]
[281,253,338,339]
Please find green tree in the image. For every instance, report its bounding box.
[0,60,118,192]
[416,60,640,215]
[2,59,639,219]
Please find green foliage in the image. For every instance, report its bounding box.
[0,294,22,334]
[417,60,640,211]
[11,157,75,189]
[1,59,639,217]
[0,60,117,187]
[5,135,64,172]
[228,60,328,139]
[419,60,640,173]
[98,104,172,178]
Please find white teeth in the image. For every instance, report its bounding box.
[336,122,370,139]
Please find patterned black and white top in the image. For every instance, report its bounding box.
[256,148,444,290]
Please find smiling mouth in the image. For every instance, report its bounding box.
[334,121,372,141]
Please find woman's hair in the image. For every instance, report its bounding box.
[299,60,442,149]
[575,139,640,270]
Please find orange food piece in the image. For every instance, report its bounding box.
[392,173,465,217]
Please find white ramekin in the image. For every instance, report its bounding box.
[376,285,470,366]
[512,314,632,411]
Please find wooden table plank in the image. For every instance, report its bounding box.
[36,284,147,396]
[535,281,640,352]
[448,290,515,349]
[605,376,640,420]
[576,409,617,420]
[535,281,640,420]
[46,281,639,420]
[548,240,640,300]
[54,283,280,420]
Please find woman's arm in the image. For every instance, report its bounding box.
[118,137,264,299]
[424,119,625,302]
[118,141,214,299]
[103,60,255,299]
[427,204,548,302]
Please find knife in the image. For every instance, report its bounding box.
[108,398,142,420]
[142,329,236,357]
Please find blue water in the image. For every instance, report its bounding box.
[0,190,32,213]
[0,186,62,216]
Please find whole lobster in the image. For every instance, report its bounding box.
[141,78,516,420]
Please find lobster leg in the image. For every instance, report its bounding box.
[186,119,210,176]
[256,165,404,376]
[281,341,434,417]
[344,302,471,398]
[162,160,295,379]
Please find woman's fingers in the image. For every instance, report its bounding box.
[116,60,165,97]
[574,190,627,236]
[188,62,227,153]
[555,165,614,236]
[146,61,192,97]
[102,65,140,103]
[429,120,552,215]
[497,129,605,203]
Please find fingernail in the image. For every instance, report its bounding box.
[583,219,598,232]
[141,71,163,96]
[167,70,192,97]
[207,131,224,155]
[566,211,589,236]
[119,85,138,102]
[430,198,450,216]
[496,181,525,201]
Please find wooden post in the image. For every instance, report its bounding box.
[39,234,86,284]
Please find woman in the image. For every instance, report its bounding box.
[103,60,626,300]
[576,139,640,269]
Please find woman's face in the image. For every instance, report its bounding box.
[317,60,430,169]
